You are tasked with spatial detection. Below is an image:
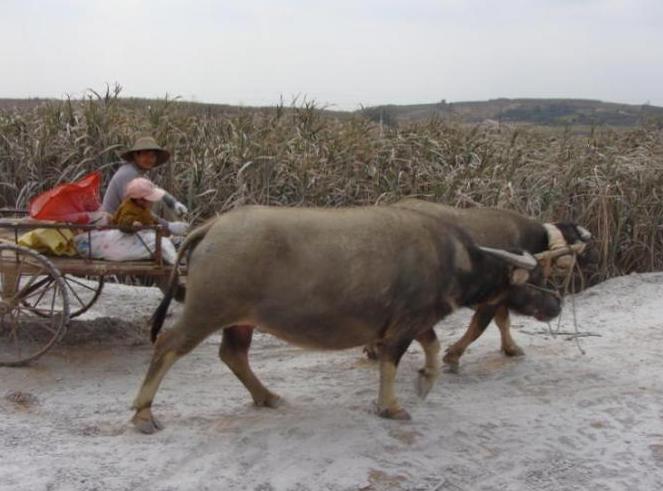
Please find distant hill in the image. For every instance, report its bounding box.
[359,98,663,127]
[1,96,662,127]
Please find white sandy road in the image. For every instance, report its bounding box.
[1,273,663,490]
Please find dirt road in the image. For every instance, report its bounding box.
[2,275,663,490]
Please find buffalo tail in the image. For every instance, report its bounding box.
[150,217,218,343]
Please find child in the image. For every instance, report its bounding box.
[113,177,188,235]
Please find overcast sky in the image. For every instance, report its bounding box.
[1,0,662,110]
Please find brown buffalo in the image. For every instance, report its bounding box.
[131,205,563,433]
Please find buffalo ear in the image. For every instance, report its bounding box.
[511,268,530,285]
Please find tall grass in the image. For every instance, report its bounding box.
[1,88,663,282]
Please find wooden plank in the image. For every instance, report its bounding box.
[44,258,178,276]
[0,257,177,276]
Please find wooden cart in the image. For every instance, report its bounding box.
[0,209,179,367]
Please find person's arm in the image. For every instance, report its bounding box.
[101,175,123,213]
[154,197,189,234]
[149,213,187,235]
[160,192,188,217]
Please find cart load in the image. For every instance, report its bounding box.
[1,211,181,367]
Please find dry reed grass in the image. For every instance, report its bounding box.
[2,87,662,283]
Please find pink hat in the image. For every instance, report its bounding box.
[125,177,166,202]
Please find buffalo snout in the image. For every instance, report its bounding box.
[507,285,561,322]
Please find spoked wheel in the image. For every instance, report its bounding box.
[0,244,70,367]
[24,274,104,318]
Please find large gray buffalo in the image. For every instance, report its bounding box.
[131,205,565,433]
[366,199,592,372]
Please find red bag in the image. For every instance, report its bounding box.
[29,172,102,224]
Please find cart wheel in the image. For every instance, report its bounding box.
[0,244,70,367]
[24,274,104,319]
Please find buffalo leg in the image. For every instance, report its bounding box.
[219,325,281,408]
[495,305,524,357]
[131,321,217,434]
[377,337,414,420]
[443,304,498,373]
[415,329,440,399]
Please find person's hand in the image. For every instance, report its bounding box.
[173,202,188,218]
[167,221,190,236]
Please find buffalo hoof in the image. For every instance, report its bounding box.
[503,346,525,357]
[254,392,282,408]
[132,408,163,434]
[415,369,437,399]
[377,406,412,421]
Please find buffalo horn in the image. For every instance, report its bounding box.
[479,247,538,270]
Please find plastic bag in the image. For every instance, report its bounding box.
[74,230,177,264]
[29,172,102,224]
[17,228,78,256]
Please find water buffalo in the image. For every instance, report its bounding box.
[131,205,563,433]
[369,199,593,372]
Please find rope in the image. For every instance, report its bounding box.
[549,252,587,355]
